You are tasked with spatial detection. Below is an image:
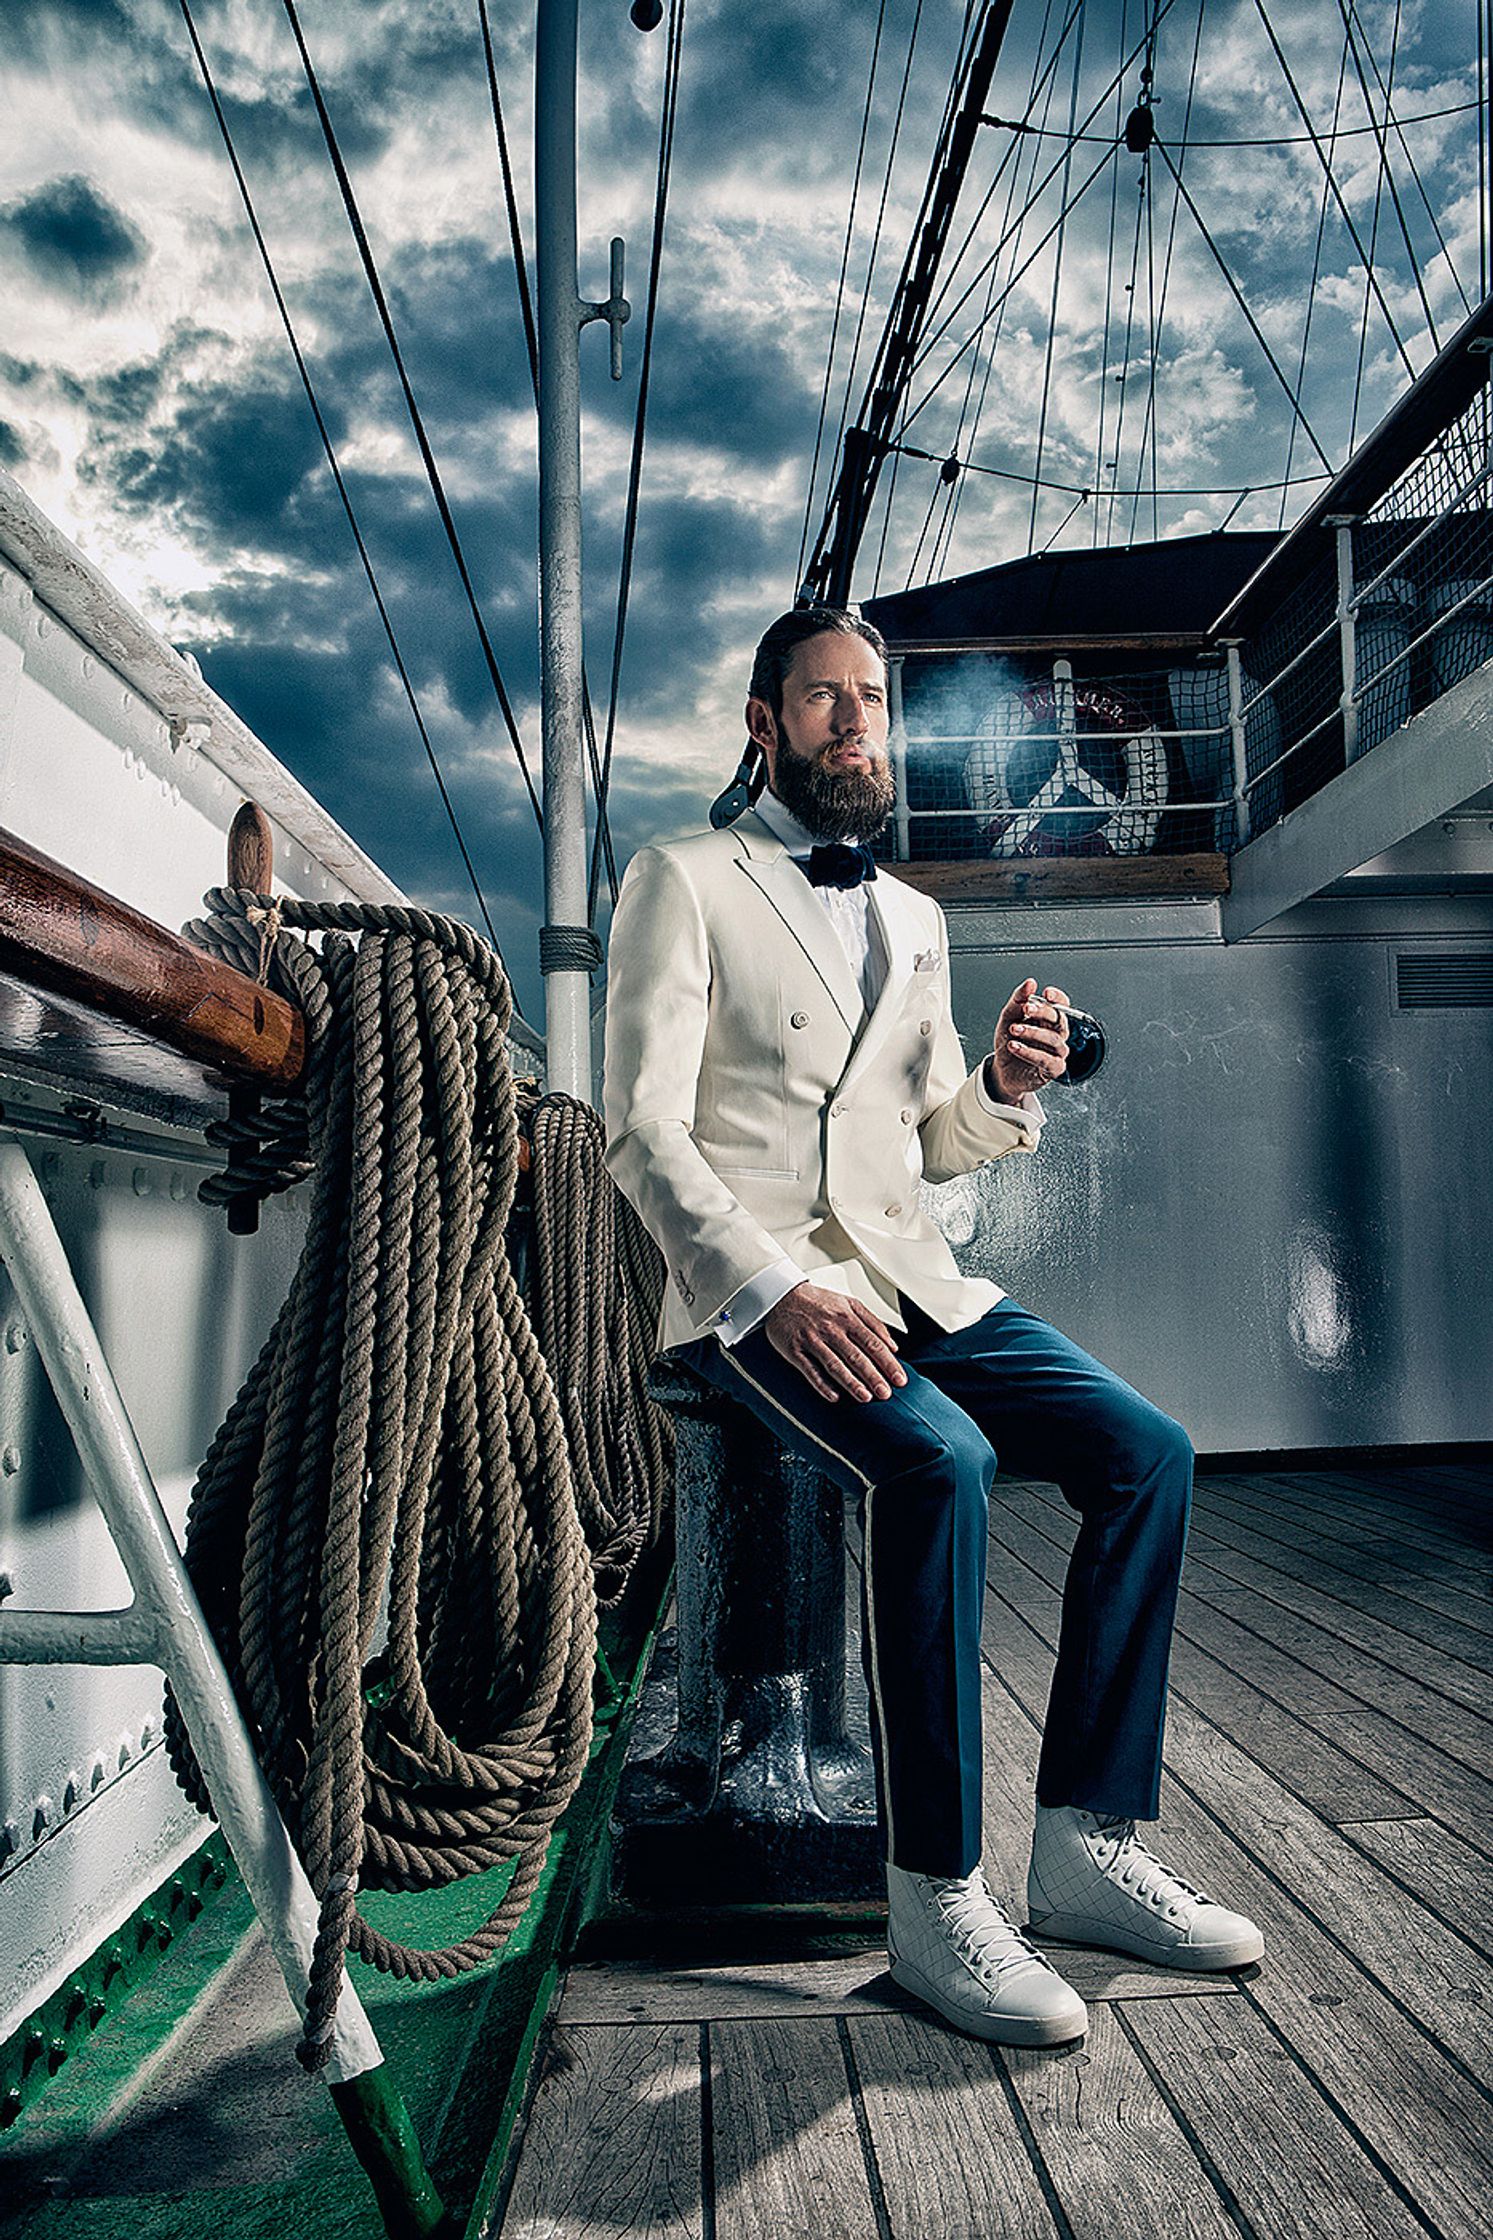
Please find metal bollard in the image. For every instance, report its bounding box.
[611,1357,881,1906]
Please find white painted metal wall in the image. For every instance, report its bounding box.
[938,890,1492,1453]
[0,477,404,2038]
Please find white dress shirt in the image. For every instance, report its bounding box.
[711,791,1043,1345]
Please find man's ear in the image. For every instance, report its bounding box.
[745,696,778,766]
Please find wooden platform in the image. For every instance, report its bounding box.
[493,1460,1492,2240]
[893,852,1230,903]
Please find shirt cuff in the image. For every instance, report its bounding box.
[713,1258,807,1346]
[976,1065,1046,1132]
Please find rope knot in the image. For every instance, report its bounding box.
[245,899,283,986]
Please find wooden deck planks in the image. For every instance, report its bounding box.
[499,2023,704,2240]
[1120,1994,1431,2239]
[1193,1480,1493,1636]
[498,1466,1493,2240]
[847,2013,1059,2238]
[708,2017,878,2239]
[977,1575,1493,2239]
[1001,2005,1239,2239]
[990,1477,1493,1788]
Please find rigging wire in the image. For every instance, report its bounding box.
[976,98,1478,147]
[1481,0,1489,302]
[175,0,502,950]
[870,441,903,595]
[1340,0,1439,375]
[909,0,1184,384]
[797,0,890,590]
[1152,140,1334,472]
[477,0,539,404]
[903,461,949,587]
[1027,1,1088,551]
[897,138,1118,438]
[588,0,685,921]
[279,0,543,830]
[929,0,1063,581]
[1038,486,1090,552]
[828,0,930,582]
[1338,0,1469,321]
[1141,85,1159,540]
[920,0,1087,351]
[1346,0,1404,451]
[888,439,1330,499]
[1126,0,1209,545]
[1279,30,1351,529]
[1246,0,1415,385]
[1092,0,1131,546]
[1105,109,1149,540]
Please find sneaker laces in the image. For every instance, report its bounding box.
[928,1868,1053,1982]
[1092,1816,1212,1915]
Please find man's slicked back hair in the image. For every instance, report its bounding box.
[748,606,889,721]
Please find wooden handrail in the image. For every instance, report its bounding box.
[0,825,304,1090]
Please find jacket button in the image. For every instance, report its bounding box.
[683,1287,694,1304]
[900,1107,915,1124]
[831,1101,846,1117]
[791,1011,809,1028]
[885,1204,902,1218]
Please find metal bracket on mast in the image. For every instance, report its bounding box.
[580,237,631,380]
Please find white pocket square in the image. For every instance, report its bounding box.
[913,949,942,973]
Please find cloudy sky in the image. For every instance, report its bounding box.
[0,0,1481,1020]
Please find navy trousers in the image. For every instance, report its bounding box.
[674,1296,1193,1878]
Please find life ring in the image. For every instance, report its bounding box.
[965,677,1170,856]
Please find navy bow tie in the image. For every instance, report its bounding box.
[798,842,878,889]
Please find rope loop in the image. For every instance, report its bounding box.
[538,923,604,976]
[171,888,599,2068]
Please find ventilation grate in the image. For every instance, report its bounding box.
[1396,953,1493,1009]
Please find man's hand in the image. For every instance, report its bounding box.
[764,1284,909,1404]
[987,979,1071,1103]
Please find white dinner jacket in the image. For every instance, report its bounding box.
[603,808,1041,1351]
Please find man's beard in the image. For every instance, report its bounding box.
[769,724,895,844]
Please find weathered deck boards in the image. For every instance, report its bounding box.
[495,1463,1492,2240]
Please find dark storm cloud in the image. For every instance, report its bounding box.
[1,174,147,298]
[655,6,883,177]
[590,492,785,714]
[593,301,814,466]
[103,380,333,541]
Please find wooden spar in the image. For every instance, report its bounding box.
[0,823,304,1091]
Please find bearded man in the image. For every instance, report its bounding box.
[603,605,1262,2046]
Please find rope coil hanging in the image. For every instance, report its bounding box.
[524,1091,672,1605]
[169,889,597,2071]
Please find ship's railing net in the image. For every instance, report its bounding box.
[879,389,1493,868]
[882,655,1237,863]
[1232,384,1493,839]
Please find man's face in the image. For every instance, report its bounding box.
[746,631,895,843]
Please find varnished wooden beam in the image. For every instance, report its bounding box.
[892,852,1231,903]
[0,825,304,1090]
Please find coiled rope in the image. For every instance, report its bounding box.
[169,889,597,2071]
[524,1092,672,1604]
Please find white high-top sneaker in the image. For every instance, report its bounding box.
[1028,1806,1265,1970]
[887,1861,1088,2046]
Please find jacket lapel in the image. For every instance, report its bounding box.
[835,873,923,1099]
[734,814,863,1035]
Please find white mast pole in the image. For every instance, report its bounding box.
[535,0,594,1102]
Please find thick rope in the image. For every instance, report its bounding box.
[169,890,597,2071]
[524,1092,673,1604]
